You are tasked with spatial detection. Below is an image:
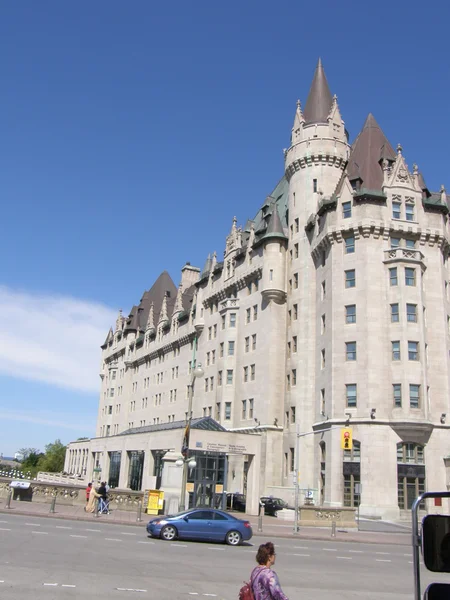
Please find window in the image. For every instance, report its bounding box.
[229,313,236,327]
[213,324,217,338]
[218,371,222,386]
[108,405,113,415]
[294,243,299,258]
[343,201,351,219]
[345,236,355,254]
[286,373,290,389]
[226,369,233,384]
[253,305,258,321]
[293,304,298,320]
[392,341,401,360]
[228,341,235,356]
[285,410,290,427]
[320,388,325,415]
[295,218,299,233]
[206,352,210,366]
[321,281,326,300]
[345,270,356,288]
[208,327,212,340]
[210,376,214,391]
[110,388,115,397]
[250,364,255,381]
[293,273,298,289]
[405,268,416,286]
[224,402,231,420]
[346,384,357,408]
[406,239,416,249]
[290,448,295,472]
[397,442,425,509]
[392,201,401,219]
[406,203,415,222]
[313,178,318,193]
[391,303,399,323]
[321,349,325,369]
[346,342,357,361]
[345,305,356,324]
[343,441,361,507]
[246,308,251,324]
[407,304,417,323]
[390,237,400,248]
[252,334,256,350]
[242,400,247,419]
[243,366,248,382]
[393,384,402,408]
[221,315,226,330]
[389,267,398,286]
[249,399,254,419]
[211,351,215,364]
[215,403,221,420]
[408,341,419,361]
[292,336,297,353]
[245,337,250,353]
[220,343,224,358]
[321,313,326,334]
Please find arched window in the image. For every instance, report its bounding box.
[397,442,425,509]
[343,440,361,507]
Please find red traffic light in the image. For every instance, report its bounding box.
[344,432,350,438]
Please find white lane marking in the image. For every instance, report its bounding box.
[294,546,309,550]
[188,594,199,596]
[376,559,392,562]
[56,526,72,529]
[0,520,9,523]
[294,553,310,557]
[207,547,224,551]
[337,556,352,560]
[105,538,122,542]
[32,531,48,535]
[120,532,137,536]
[62,585,76,588]
[0,528,12,531]
[348,550,363,553]
[322,548,337,552]
[203,595,217,597]
[70,534,87,538]
[85,529,101,532]
[171,543,187,547]
[116,588,147,593]
[43,583,58,586]
[25,523,40,526]
[0,580,4,583]
[138,541,154,544]
[376,552,390,555]
[404,553,412,557]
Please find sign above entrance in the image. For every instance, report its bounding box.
[196,440,249,455]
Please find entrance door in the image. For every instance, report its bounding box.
[188,452,225,509]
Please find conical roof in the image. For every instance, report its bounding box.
[261,204,287,242]
[347,113,396,191]
[303,58,333,125]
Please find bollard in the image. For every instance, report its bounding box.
[95,498,99,518]
[136,501,142,522]
[5,490,12,509]
[331,520,336,538]
[257,503,263,532]
[49,496,56,514]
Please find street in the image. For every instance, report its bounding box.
[0,513,448,599]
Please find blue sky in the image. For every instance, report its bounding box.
[0,1,448,457]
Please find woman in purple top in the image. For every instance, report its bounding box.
[250,542,289,600]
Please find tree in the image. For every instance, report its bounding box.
[17,448,41,462]
[37,439,66,473]
[22,451,44,469]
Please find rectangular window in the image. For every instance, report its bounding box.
[228,341,235,356]
[220,342,224,358]
[405,267,416,286]
[392,201,401,219]
[224,402,231,420]
[392,341,401,360]
[210,376,214,391]
[208,327,212,340]
[291,406,296,423]
[293,304,298,320]
[407,304,417,323]
[229,313,236,327]
[389,267,398,286]
[295,218,299,233]
[343,201,351,219]
[391,303,399,323]
[406,203,415,222]
[205,379,209,392]
[226,369,233,384]
[221,315,226,330]
[110,388,115,397]
[293,273,298,289]
[406,239,416,249]
[345,305,356,324]
[211,351,215,364]
[286,373,290,389]
[390,237,401,248]
[346,341,357,361]
[346,384,357,408]
[242,400,247,419]
[320,388,325,415]
[313,178,318,193]
[292,369,296,385]
[408,341,419,361]
[249,398,254,419]
[243,366,248,382]
[409,384,420,409]
[345,236,355,254]
[250,364,255,381]
[245,336,250,353]
[290,448,295,472]
[321,349,325,369]
[213,324,217,338]
[294,243,299,258]
[206,352,210,366]
[218,371,222,386]
[285,410,290,427]
[345,269,356,288]
[253,305,258,321]
[321,314,326,334]
[216,402,221,420]
[321,281,326,300]
[252,334,256,350]
[292,336,297,352]
[246,308,251,324]
[393,384,402,408]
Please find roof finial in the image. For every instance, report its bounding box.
[296,98,301,109]
[397,143,403,155]
[413,163,419,175]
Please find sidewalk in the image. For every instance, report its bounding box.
[0,497,411,546]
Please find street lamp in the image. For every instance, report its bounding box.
[178,361,204,511]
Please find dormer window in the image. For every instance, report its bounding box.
[350,179,361,192]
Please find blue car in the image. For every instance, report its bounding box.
[146,508,253,546]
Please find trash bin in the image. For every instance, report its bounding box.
[10,481,32,502]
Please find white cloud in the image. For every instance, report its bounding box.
[0,286,117,393]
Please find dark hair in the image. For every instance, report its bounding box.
[256,542,275,565]
[87,482,92,487]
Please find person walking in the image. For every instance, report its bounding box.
[85,482,92,509]
[97,481,109,514]
[85,482,101,513]
[250,542,289,600]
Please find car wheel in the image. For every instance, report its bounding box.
[160,525,177,541]
[225,530,242,546]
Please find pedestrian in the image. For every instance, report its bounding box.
[250,542,289,600]
[85,482,101,513]
[97,481,109,514]
[85,482,92,508]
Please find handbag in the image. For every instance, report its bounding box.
[239,567,265,600]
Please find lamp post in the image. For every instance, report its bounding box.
[178,361,204,511]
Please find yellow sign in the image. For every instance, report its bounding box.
[146,489,164,515]
[186,483,194,493]
[341,427,353,450]
[215,484,223,494]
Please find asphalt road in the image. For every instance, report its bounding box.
[0,513,448,599]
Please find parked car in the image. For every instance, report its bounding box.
[226,492,246,512]
[146,508,253,546]
[260,496,288,516]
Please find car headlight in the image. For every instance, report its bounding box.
[153,519,167,526]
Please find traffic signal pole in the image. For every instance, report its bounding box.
[293,424,352,534]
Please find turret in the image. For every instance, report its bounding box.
[260,204,288,304]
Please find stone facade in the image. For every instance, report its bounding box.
[65,60,450,519]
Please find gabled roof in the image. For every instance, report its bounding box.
[303,58,333,125]
[347,113,396,192]
[119,416,227,436]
